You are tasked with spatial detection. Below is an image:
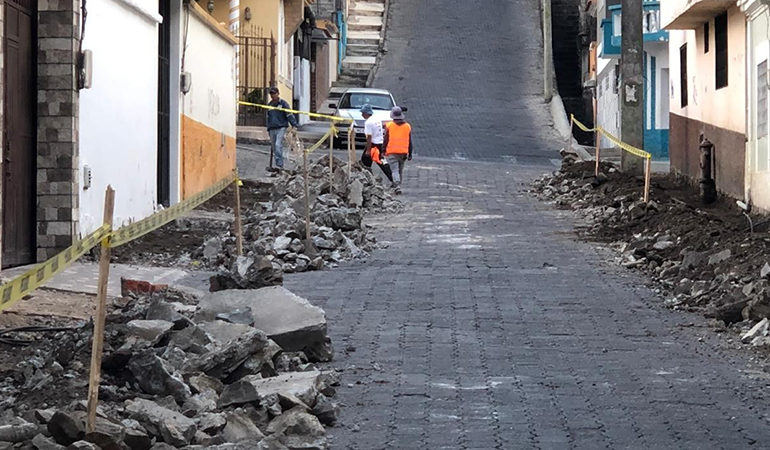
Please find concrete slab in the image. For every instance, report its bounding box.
[194,286,329,358]
[242,370,321,407]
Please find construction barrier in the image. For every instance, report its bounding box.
[0,224,112,313]
[237,100,354,123]
[569,114,652,203]
[0,171,239,313]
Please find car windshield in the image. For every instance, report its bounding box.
[338,93,394,110]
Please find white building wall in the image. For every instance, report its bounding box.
[182,13,237,137]
[596,58,620,148]
[79,0,160,234]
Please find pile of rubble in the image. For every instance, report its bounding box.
[531,157,770,345]
[0,286,340,449]
[194,156,402,286]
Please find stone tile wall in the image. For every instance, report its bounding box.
[36,0,80,260]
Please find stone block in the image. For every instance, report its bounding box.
[195,287,331,360]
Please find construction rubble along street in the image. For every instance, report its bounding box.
[112,155,402,282]
[0,286,341,449]
[0,158,404,449]
[531,154,770,347]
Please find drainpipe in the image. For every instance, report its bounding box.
[543,0,554,102]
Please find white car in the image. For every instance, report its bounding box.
[328,88,406,148]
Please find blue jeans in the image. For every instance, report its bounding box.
[269,127,287,168]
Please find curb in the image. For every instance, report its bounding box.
[366,0,392,87]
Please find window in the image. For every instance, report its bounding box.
[715,12,728,89]
[680,44,688,107]
[338,93,394,110]
[704,22,710,53]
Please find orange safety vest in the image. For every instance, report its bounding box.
[385,122,411,155]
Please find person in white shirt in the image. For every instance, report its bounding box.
[360,104,393,183]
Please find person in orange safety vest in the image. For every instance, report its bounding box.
[383,106,413,195]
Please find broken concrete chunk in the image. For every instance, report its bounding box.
[708,249,732,266]
[762,263,770,279]
[216,307,255,326]
[125,398,197,447]
[183,389,219,416]
[188,373,224,395]
[123,425,152,450]
[265,406,325,437]
[0,423,39,444]
[168,325,213,354]
[279,434,328,450]
[311,394,339,426]
[197,321,255,347]
[34,409,56,425]
[198,413,227,435]
[128,350,191,403]
[126,319,174,343]
[146,297,189,328]
[653,241,673,251]
[742,318,770,343]
[222,409,265,443]
[84,418,127,450]
[245,371,321,409]
[681,251,708,271]
[195,287,331,361]
[348,180,364,208]
[218,379,260,409]
[183,328,272,380]
[65,442,99,450]
[47,411,85,445]
[31,433,65,450]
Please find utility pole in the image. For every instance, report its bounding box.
[543,0,553,102]
[620,0,644,174]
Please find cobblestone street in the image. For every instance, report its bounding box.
[282,0,770,448]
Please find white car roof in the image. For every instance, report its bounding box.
[342,88,392,96]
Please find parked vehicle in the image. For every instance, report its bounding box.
[328,88,405,148]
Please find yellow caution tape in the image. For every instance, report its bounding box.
[238,101,354,123]
[570,115,651,160]
[110,172,236,248]
[0,171,237,313]
[570,114,597,133]
[305,124,338,155]
[0,224,112,312]
[597,127,651,160]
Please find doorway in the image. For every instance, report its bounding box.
[2,0,37,268]
[157,0,171,206]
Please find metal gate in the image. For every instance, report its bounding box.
[3,0,37,267]
[238,27,276,126]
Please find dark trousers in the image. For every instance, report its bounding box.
[361,147,393,183]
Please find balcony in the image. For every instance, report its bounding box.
[662,0,734,29]
[599,2,667,58]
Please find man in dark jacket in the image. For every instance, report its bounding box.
[266,87,298,172]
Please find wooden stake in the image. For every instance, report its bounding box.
[87,186,115,433]
[595,131,601,177]
[303,147,312,245]
[568,116,574,155]
[329,125,334,192]
[643,156,651,203]
[347,123,355,174]
[233,175,243,256]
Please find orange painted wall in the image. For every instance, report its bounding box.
[181,115,236,199]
